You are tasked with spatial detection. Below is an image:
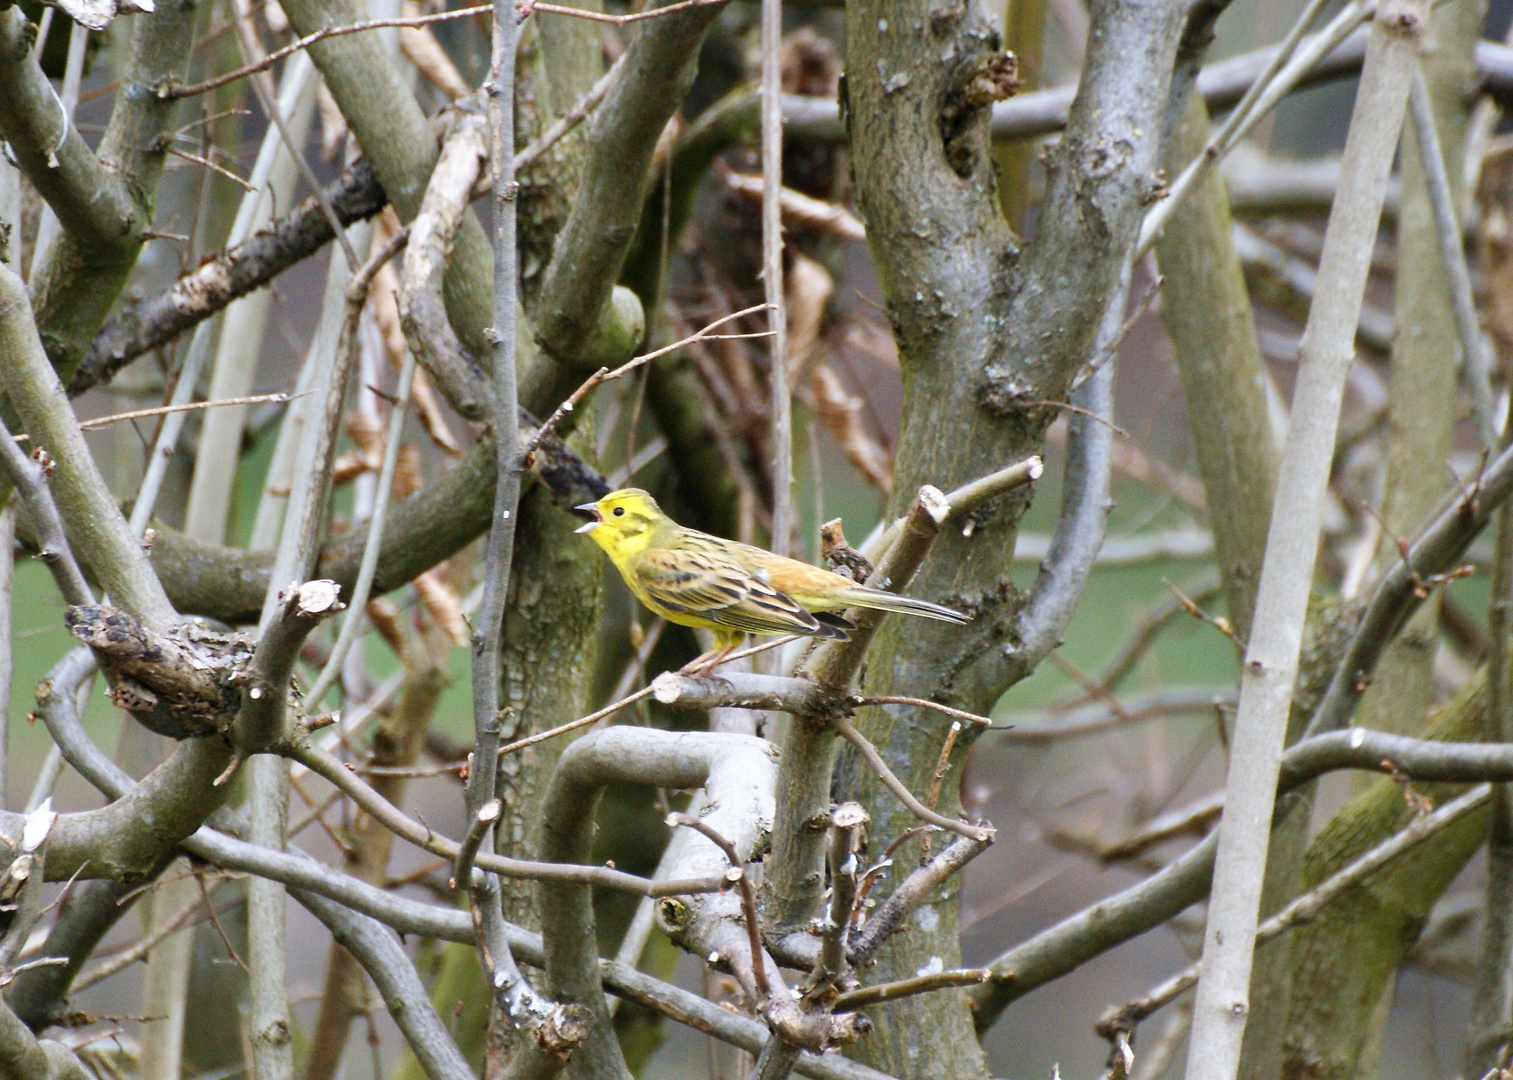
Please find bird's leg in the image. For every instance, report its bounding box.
[678,647,721,676]
[678,642,739,677]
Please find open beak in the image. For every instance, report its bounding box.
[573,502,601,534]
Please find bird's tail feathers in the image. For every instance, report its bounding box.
[843,589,970,624]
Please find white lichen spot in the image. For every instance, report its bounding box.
[916,956,945,977]
[914,905,939,933]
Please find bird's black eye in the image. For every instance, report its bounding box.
[613,506,625,517]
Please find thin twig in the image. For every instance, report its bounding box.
[0,414,93,607]
[164,145,257,192]
[522,303,773,457]
[496,684,657,756]
[834,720,992,842]
[854,696,992,726]
[286,740,730,896]
[165,6,493,98]
[21,392,294,437]
[1136,0,1375,256]
[920,722,961,862]
[73,886,216,992]
[229,0,359,270]
[514,54,625,175]
[163,0,729,100]
[304,349,419,706]
[1408,65,1500,446]
[831,968,990,1012]
[524,0,728,23]
[1100,784,1490,1040]
[450,798,501,889]
[849,833,993,967]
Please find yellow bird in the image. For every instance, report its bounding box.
[575,488,970,673]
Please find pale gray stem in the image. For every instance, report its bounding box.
[1182,5,1427,1075]
[179,55,319,546]
[304,342,418,706]
[1408,65,1500,446]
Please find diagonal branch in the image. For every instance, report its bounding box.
[70,159,387,396]
[294,889,475,1080]
[0,265,173,627]
[529,0,728,396]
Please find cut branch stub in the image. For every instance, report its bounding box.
[533,1002,591,1059]
[237,580,345,751]
[941,51,1021,176]
[63,605,251,739]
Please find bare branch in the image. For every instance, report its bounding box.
[833,720,992,842]
[831,969,991,1012]
[1305,438,1513,741]
[0,9,141,257]
[523,303,773,455]
[1408,66,1500,445]
[400,110,492,420]
[530,0,726,391]
[848,833,992,967]
[285,738,728,896]
[163,5,493,99]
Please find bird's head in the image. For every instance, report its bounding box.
[574,488,670,560]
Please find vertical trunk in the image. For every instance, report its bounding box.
[831,0,1185,1071]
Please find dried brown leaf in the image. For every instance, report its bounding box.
[812,363,892,492]
[393,442,423,499]
[366,595,408,658]
[400,1,471,101]
[414,568,469,646]
[786,252,832,378]
[345,410,385,461]
[317,82,347,163]
[331,452,374,488]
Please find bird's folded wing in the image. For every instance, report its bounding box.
[636,543,822,636]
